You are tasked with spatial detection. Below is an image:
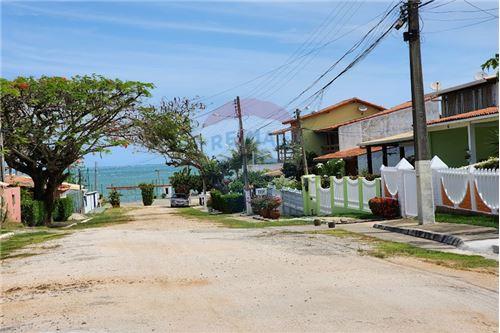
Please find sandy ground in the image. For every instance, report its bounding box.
[1,205,498,333]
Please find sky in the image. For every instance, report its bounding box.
[1,0,498,166]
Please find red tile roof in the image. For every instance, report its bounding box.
[427,106,498,125]
[314,146,383,161]
[282,97,385,125]
[4,175,73,192]
[315,95,435,133]
[269,127,292,135]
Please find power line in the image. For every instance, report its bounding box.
[462,0,498,18]
[424,16,497,33]
[282,2,402,111]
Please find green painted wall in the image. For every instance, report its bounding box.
[475,122,498,162]
[429,127,468,167]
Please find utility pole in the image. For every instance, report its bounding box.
[154,169,161,198]
[198,134,207,210]
[94,161,98,193]
[235,96,252,215]
[404,0,435,224]
[78,168,84,214]
[295,109,309,175]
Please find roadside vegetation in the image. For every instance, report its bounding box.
[435,213,498,229]
[0,231,67,260]
[70,207,133,230]
[314,229,498,272]
[175,207,311,228]
[0,207,134,260]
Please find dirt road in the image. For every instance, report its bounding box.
[1,206,498,332]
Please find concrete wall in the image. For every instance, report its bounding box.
[475,121,498,162]
[301,101,383,154]
[429,127,468,167]
[339,100,440,150]
[0,186,21,222]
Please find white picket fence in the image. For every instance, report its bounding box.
[305,175,381,215]
[281,187,304,216]
[381,156,499,216]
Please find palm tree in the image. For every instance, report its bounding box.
[228,137,271,176]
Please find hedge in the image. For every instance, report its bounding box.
[53,197,74,222]
[138,183,155,206]
[210,190,244,213]
[21,199,45,226]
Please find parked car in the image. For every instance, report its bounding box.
[170,193,190,207]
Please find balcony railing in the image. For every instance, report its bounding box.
[322,144,339,153]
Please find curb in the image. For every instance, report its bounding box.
[373,223,464,247]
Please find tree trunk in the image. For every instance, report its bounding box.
[42,180,58,226]
[41,173,67,226]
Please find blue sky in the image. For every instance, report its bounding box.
[2,0,498,166]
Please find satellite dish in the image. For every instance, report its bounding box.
[358,105,368,113]
[430,81,441,91]
[474,71,487,80]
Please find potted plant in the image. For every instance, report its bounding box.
[108,189,121,208]
[265,196,282,220]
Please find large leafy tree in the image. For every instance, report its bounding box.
[1,75,153,225]
[133,98,215,194]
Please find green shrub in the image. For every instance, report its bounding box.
[210,189,244,213]
[108,189,121,208]
[228,180,244,193]
[53,197,74,222]
[138,183,155,206]
[270,175,300,190]
[21,199,45,226]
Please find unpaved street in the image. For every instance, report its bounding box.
[1,206,498,332]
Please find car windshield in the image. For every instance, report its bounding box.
[173,193,188,199]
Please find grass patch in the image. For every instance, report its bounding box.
[69,207,133,229]
[175,207,312,228]
[436,213,498,229]
[314,229,498,271]
[328,207,375,220]
[0,231,67,260]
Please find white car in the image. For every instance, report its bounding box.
[171,193,190,207]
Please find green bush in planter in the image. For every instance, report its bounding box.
[138,183,155,206]
[53,197,74,222]
[108,189,121,208]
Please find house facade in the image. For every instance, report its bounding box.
[0,183,21,222]
[269,97,386,162]
[314,98,440,174]
[359,76,499,168]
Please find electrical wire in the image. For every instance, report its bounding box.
[462,0,498,18]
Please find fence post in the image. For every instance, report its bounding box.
[301,176,310,216]
[468,166,477,212]
[316,175,321,215]
[343,177,348,208]
[330,176,335,215]
[358,177,364,211]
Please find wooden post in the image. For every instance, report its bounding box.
[366,146,373,174]
[382,145,388,166]
[399,146,405,160]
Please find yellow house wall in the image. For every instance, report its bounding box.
[301,102,382,155]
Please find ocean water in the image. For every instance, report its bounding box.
[77,164,178,203]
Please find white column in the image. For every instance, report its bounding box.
[467,122,476,164]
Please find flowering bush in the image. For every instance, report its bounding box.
[251,195,281,217]
[368,197,400,219]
